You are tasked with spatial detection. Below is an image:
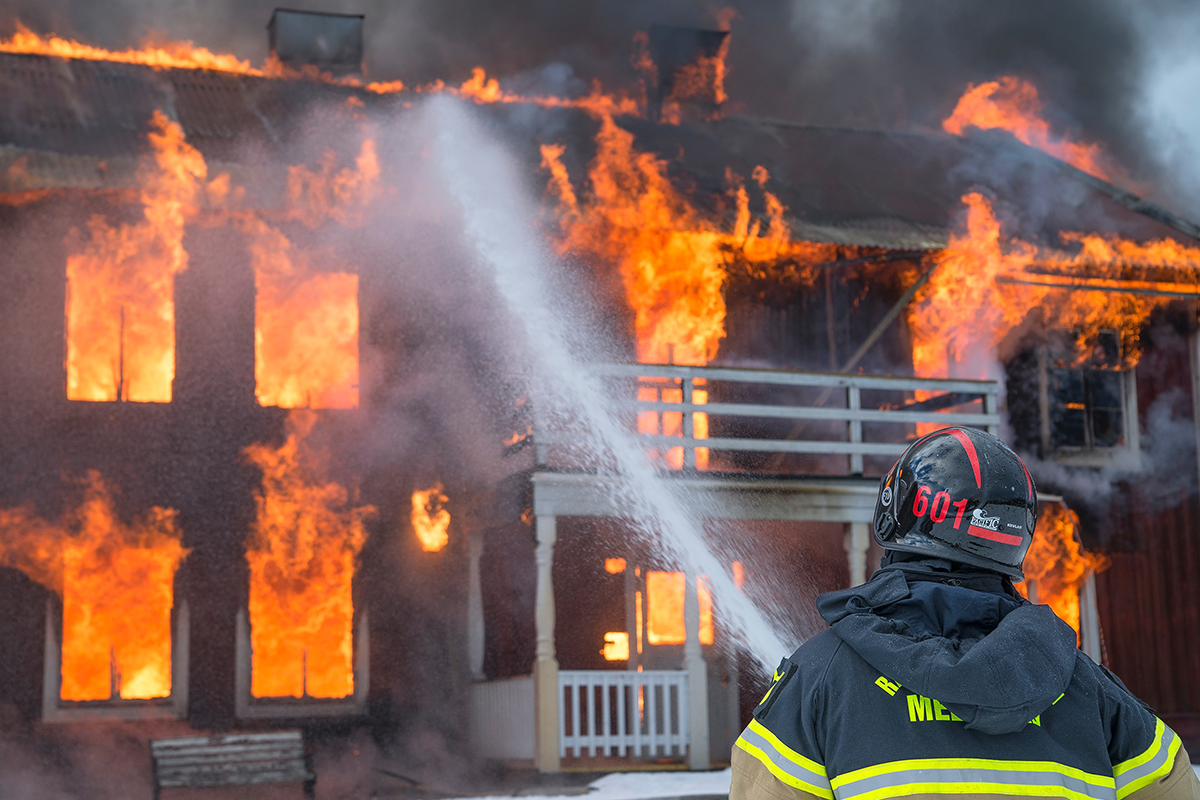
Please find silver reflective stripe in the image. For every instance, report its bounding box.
[1115,725,1177,798]
[834,765,1116,800]
[738,724,831,794]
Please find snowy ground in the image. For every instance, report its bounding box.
[442,769,732,800]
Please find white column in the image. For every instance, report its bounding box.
[467,529,485,681]
[844,523,870,587]
[533,515,561,773]
[1079,573,1102,663]
[684,574,710,770]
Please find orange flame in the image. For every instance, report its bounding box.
[244,412,375,699]
[0,473,187,700]
[542,121,833,468]
[66,110,213,402]
[249,138,378,410]
[0,23,260,74]
[1017,503,1108,641]
[605,557,627,574]
[943,76,1111,180]
[601,631,630,661]
[910,192,1200,382]
[411,484,450,553]
[644,571,714,645]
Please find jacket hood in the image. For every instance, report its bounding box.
[817,561,1078,734]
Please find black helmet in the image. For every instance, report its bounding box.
[873,427,1037,580]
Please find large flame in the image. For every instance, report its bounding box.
[66,110,211,402]
[410,484,450,553]
[0,474,187,700]
[1018,503,1108,641]
[943,76,1111,180]
[542,119,834,469]
[244,412,374,699]
[910,192,1200,381]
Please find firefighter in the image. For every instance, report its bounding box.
[731,426,1199,800]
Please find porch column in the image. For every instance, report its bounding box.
[533,514,561,773]
[467,528,485,681]
[1189,331,1200,494]
[844,523,870,587]
[684,574,710,770]
[1079,572,1102,663]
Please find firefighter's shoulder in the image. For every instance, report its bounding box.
[731,630,843,800]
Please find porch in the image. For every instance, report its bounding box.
[468,363,1004,772]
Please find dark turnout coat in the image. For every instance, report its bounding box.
[731,560,1200,800]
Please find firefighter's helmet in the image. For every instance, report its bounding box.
[873,427,1037,580]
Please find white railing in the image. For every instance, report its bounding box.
[470,676,536,760]
[559,670,688,759]
[532,363,1000,474]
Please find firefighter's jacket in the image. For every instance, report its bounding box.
[732,560,1200,800]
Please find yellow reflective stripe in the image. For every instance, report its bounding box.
[747,718,828,777]
[734,719,833,799]
[839,780,1107,800]
[1114,718,1166,777]
[832,757,1114,789]
[735,738,834,800]
[1114,720,1180,799]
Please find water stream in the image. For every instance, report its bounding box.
[427,96,789,672]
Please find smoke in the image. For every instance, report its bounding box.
[2,0,1198,218]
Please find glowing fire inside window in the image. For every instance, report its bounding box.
[0,474,187,701]
[254,266,360,410]
[411,484,450,553]
[645,571,713,646]
[605,557,626,574]
[602,632,629,661]
[244,413,374,699]
[65,111,206,404]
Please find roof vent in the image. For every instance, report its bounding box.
[268,8,364,75]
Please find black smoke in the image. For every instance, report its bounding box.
[1,1,1198,215]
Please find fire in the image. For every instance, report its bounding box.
[910,192,1200,381]
[943,76,1111,181]
[244,412,374,699]
[249,138,378,410]
[66,110,212,402]
[644,571,714,646]
[0,473,187,700]
[1018,503,1108,641]
[605,557,627,574]
[602,632,630,661]
[542,120,833,468]
[0,23,260,74]
[411,484,451,553]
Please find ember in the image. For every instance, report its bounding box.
[244,412,374,699]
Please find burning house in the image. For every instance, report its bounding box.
[0,10,1197,789]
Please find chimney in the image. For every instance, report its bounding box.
[268,8,364,76]
[646,24,730,122]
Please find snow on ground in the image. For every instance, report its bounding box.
[444,768,732,800]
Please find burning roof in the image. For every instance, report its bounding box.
[0,43,1194,257]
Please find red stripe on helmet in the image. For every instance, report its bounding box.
[1021,458,1033,502]
[946,429,982,489]
[968,524,1023,545]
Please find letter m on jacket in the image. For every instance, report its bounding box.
[907,694,933,722]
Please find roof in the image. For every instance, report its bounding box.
[0,50,1195,251]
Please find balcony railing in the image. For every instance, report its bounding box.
[531,363,1000,475]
